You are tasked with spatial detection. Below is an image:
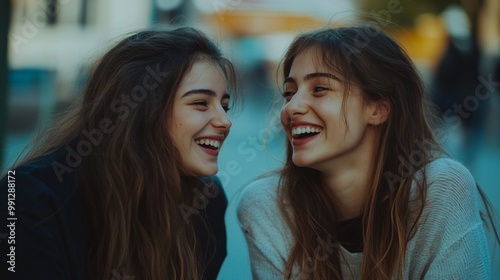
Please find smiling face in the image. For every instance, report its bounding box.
[281,46,383,174]
[170,59,231,176]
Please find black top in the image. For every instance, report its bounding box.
[0,146,227,279]
[337,216,363,253]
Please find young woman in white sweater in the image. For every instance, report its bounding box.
[238,25,498,279]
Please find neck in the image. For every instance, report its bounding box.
[321,130,377,221]
[323,166,371,221]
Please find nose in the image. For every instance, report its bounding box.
[282,91,308,118]
[211,106,232,130]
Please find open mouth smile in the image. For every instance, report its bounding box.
[195,137,223,156]
[291,125,323,146]
[292,125,323,139]
[195,138,221,149]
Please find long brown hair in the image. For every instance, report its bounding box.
[278,25,497,279]
[14,26,236,279]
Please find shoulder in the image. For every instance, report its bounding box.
[412,158,483,237]
[424,157,474,186]
[1,147,81,223]
[236,172,293,264]
[236,172,286,232]
[420,158,477,204]
[4,147,76,195]
[237,173,281,221]
[0,149,89,277]
[406,159,491,278]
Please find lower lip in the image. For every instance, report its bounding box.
[292,133,319,146]
[199,145,219,156]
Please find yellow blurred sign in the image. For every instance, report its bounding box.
[194,0,357,36]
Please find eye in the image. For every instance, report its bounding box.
[222,105,230,113]
[313,86,329,92]
[192,100,208,109]
[282,91,294,102]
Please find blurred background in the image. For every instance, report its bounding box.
[1,0,499,278]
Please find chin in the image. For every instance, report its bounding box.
[292,155,311,167]
[204,169,218,176]
[192,167,218,177]
[183,159,218,177]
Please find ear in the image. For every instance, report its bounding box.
[367,99,390,126]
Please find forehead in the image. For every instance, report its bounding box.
[289,46,336,77]
[183,60,225,83]
[176,60,227,95]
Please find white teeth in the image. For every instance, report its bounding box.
[292,126,323,136]
[195,139,221,148]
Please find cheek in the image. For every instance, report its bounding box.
[175,131,193,155]
[171,121,188,145]
[342,111,368,136]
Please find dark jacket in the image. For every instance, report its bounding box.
[0,146,227,280]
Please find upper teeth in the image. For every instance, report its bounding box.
[195,139,221,148]
[292,126,322,136]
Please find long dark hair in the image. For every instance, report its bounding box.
[278,24,498,279]
[14,26,236,279]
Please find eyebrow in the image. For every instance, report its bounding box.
[182,89,230,99]
[283,72,340,85]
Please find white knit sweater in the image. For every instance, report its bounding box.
[237,158,491,279]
